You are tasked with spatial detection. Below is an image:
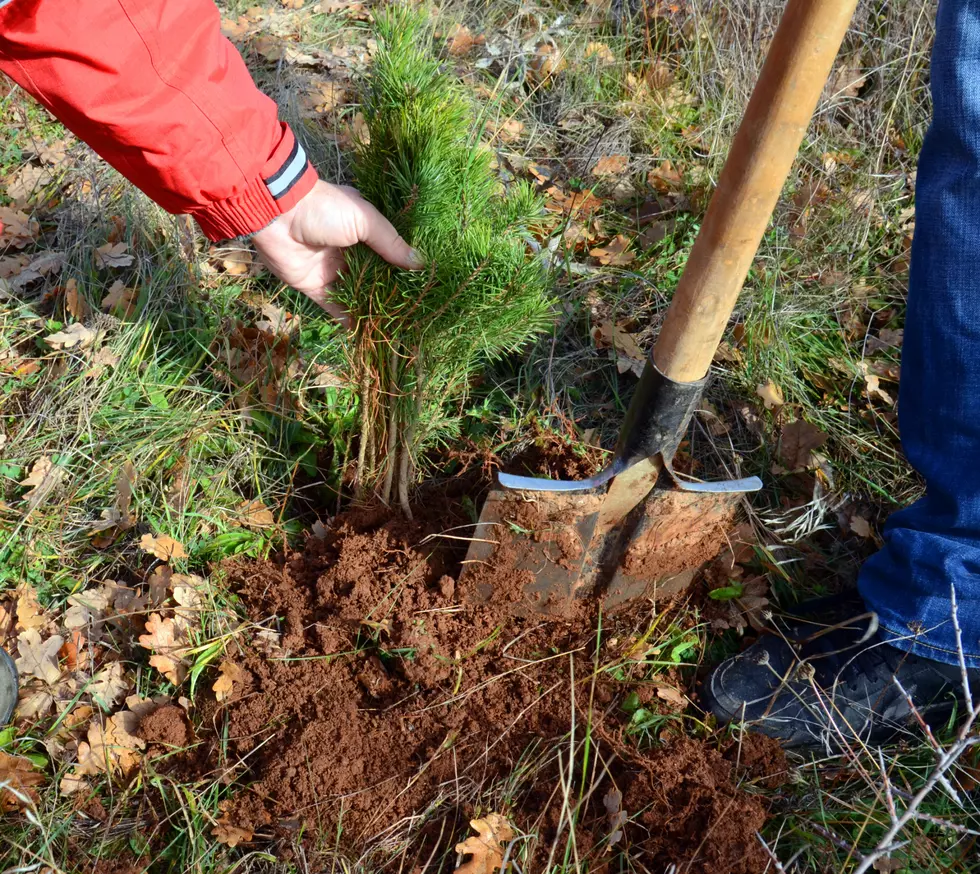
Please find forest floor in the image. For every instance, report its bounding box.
[3,1,977,873]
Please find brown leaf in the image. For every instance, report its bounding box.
[14,586,50,634]
[589,234,635,266]
[44,323,97,350]
[256,302,301,336]
[446,25,484,56]
[147,566,173,607]
[778,419,829,471]
[74,711,145,779]
[866,328,903,354]
[101,279,138,317]
[172,575,205,631]
[647,160,683,194]
[850,515,872,539]
[0,752,45,812]
[213,814,253,847]
[5,164,53,204]
[62,278,90,320]
[16,629,65,685]
[139,533,187,562]
[94,242,135,269]
[84,347,121,379]
[872,857,905,874]
[0,253,31,278]
[455,813,515,874]
[833,51,867,100]
[37,138,70,166]
[755,381,784,410]
[592,155,629,177]
[138,613,189,685]
[603,786,627,846]
[212,659,246,702]
[89,662,131,710]
[655,684,687,707]
[527,42,566,83]
[237,499,275,529]
[585,41,615,63]
[10,250,65,290]
[301,79,348,116]
[0,207,39,248]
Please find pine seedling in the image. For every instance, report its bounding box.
[333,8,553,514]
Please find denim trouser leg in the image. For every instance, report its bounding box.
[858,0,980,668]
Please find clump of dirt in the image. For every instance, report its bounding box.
[205,485,780,873]
[137,704,191,748]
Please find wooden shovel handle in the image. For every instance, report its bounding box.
[653,0,859,383]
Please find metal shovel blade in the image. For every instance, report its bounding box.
[460,475,747,614]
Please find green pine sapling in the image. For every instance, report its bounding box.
[333,8,553,515]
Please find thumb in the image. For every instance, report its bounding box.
[355,199,425,271]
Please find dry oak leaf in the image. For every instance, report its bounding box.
[15,629,64,685]
[0,253,31,278]
[212,659,246,702]
[44,322,98,351]
[850,514,873,539]
[603,787,627,846]
[584,41,615,63]
[589,234,635,266]
[0,207,39,248]
[592,155,629,177]
[755,381,784,410]
[94,242,135,269]
[172,575,205,630]
[101,279,138,317]
[778,419,829,471]
[147,565,173,607]
[88,662,131,711]
[73,711,145,779]
[6,163,53,204]
[15,688,56,721]
[140,533,188,562]
[63,278,90,320]
[14,585,50,634]
[0,752,45,813]
[301,79,348,116]
[213,813,253,847]
[237,499,275,529]
[138,613,189,685]
[446,25,484,56]
[455,813,515,874]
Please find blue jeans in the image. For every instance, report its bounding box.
[859,0,980,669]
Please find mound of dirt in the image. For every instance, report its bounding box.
[206,488,786,874]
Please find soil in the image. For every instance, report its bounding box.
[201,474,787,874]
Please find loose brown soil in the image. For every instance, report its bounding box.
[204,479,786,874]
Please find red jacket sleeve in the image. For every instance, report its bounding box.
[0,0,318,240]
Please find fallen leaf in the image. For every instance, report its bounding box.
[455,813,515,874]
[89,662,131,711]
[5,164,53,204]
[212,659,246,702]
[37,139,70,166]
[139,533,187,562]
[585,41,615,64]
[212,240,252,275]
[850,515,872,538]
[16,629,64,685]
[0,752,45,812]
[528,42,566,83]
[281,0,303,7]
[755,381,784,410]
[11,251,66,289]
[94,242,135,269]
[589,234,635,266]
[44,323,97,350]
[138,613,189,685]
[74,711,145,778]
[833,51,866,100]
[256,302,300,336]
[301,79,348,116]
[592,155,629,177]
[0,253,31,278]
[866,328,903,354]
[15,688,55,721]
[213,814,253,847]
[446,25,484,56]
[858,361,895,406]
[14,586,50,633]
[172,576,204,630]
[59,630,87,672]
[647,160,683,194]
[237,499,275,529]
[778,419,829,471]
[62,279,89,320]
[655,684,687,707]
[603,787,627,846]
[872,857,905,874]
[147,566,173,607]
[0,207,39,248]
[84,347,121,379]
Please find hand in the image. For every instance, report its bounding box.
[252,180,423,322]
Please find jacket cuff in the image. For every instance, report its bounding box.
[191,124,319,241]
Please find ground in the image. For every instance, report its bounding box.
[2,1,978,873]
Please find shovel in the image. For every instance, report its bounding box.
[462,0,859,612]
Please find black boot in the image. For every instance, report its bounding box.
[701,598,980,749]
